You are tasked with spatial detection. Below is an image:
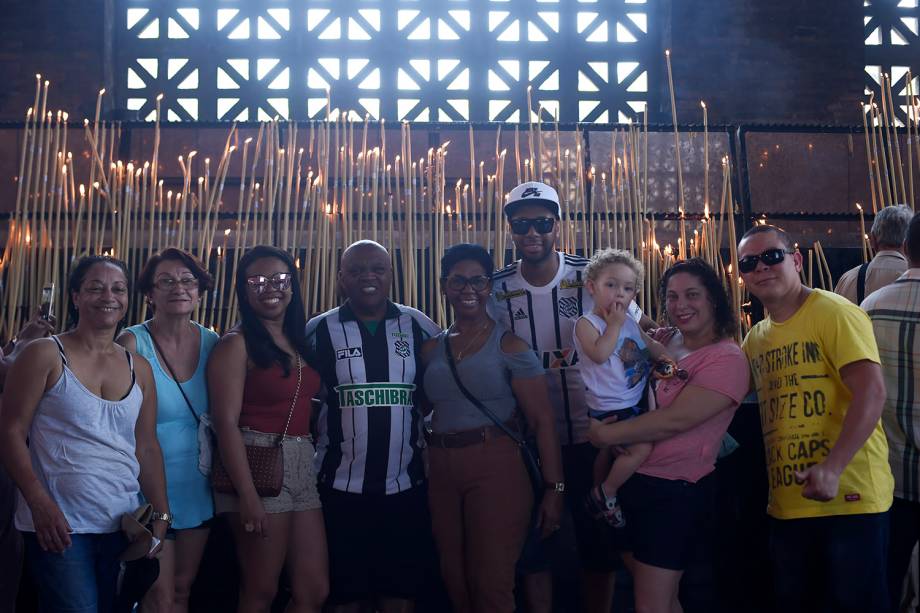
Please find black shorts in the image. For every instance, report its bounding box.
[619,472,715,571]
[516,442,621,574]
[320,485,435,604]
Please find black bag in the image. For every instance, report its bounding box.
[442,332,543,499]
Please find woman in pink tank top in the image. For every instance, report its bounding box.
[588,259,750,613]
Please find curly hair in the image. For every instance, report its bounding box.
[658,258,738,340]
[66,255,131,332]
[440,243,495,279]
[584,248,644,289]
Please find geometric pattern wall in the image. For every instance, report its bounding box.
[116,0,658,122]
[864,0,920,124]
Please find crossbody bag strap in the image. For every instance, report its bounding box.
[144,323,200,424]
[442,331,525,447]
[276,354,303,442]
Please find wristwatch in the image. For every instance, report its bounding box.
[151,511,173,525]
[544,481,565,493]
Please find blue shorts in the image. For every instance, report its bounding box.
[589,405,645,422]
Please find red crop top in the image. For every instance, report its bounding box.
[238,361,321,436]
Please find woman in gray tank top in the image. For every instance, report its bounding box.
[0,256,170,613]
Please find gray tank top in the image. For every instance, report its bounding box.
[423,324,545,433]
[15,336,143,534]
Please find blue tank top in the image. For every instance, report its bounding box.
[126,322,219,529]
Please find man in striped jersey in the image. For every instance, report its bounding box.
[489,181,649,613]
[307,240,441,613]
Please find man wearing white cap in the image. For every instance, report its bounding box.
[489,181,649,613]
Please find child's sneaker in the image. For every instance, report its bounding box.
[584,485,626,528]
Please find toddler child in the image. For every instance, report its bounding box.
[573,248,671,527]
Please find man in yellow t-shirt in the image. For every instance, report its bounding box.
[739,224,893,613]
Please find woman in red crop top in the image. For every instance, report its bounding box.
[209,245,328,612]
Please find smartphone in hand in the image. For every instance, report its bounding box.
[40,283,55,321]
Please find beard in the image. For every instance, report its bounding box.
[517,240,555,264]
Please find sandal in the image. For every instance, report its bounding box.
[584,485,626,528]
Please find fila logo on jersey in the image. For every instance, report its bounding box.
[496,288,526,301]
[557,296,580,319]
[542,348,578,369]
[336,347,363,360]
[513,308,529,321]
[394,339,411,359]
[520,187,542,198]
[336,383,416,408]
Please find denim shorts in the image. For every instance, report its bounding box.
[23,531,127,613]
[214,429,321,514]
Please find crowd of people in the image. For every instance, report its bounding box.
[0,180,918,613]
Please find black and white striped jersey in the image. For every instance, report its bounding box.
[488,251,642,446]
[307,301,441,495]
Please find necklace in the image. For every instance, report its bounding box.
[450,320,491,361]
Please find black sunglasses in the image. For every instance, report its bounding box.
[510,217,556,235]
[444,274,491,292]
[738,248,795,274]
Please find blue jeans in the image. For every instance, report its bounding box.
[769,512,890,613]
[24,531,127,613]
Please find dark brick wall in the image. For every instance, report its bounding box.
[665,0,865,126]
[0,0,866,125]
[0,0,107,122]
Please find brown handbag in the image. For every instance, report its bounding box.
[211,355,303,498]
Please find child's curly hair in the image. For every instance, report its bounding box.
[584,248,644,290]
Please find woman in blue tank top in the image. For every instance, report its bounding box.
[118,248,219,613]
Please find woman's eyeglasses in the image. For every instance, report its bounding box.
[444,275,491,292]
[509,217,555,235]
[738,248,795,274]
[246,272,293,294]
[153,277,199,292]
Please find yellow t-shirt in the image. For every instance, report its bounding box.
[742,289,893,520]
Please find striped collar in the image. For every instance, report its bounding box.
[338,300,402,322]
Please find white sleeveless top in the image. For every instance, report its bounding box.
[15,336,143,534]
[572,313,651,413]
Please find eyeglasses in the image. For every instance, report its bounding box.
[738,248,795,274]
[246,272,293,294]
[510,217,556,235]
[154,277,199,292]
[444,274,491,292]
